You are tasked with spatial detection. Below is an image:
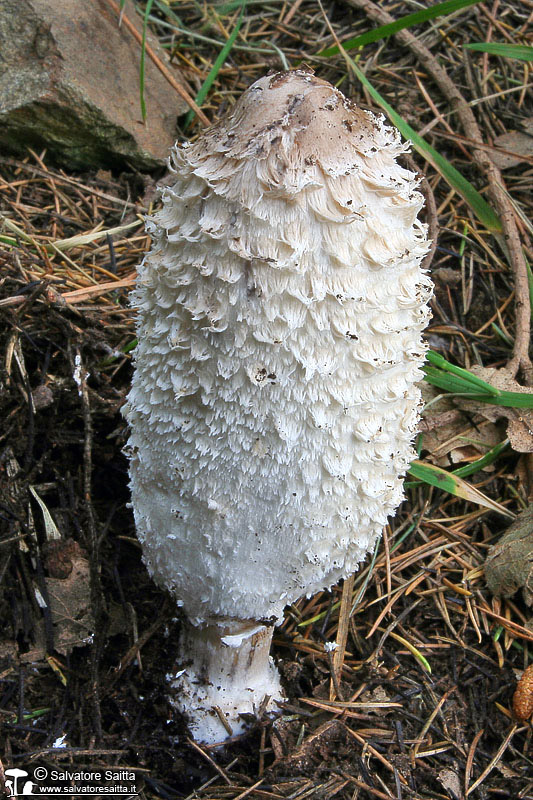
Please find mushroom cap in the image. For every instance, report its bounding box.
[196,70,379,179]
[125,70,432,626]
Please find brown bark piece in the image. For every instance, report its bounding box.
[0,0,186,169]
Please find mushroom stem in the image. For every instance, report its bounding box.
[170,620,284,744]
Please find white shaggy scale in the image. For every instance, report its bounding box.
[124,70,432,743]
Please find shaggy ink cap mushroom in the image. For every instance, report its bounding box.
[124,69,433,743]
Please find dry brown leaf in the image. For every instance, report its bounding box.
[497,763,523,779]
[438,767,462,798]
[421,385,502,468]
[270,717,301,761]
[22,543,95,662]
[485,504,533,606]
[421,416,501,468]
[359,686,395,717]
[492,118,533,169]
[44,548,95,655]
[0,641,18,674]
[455,366,533,453]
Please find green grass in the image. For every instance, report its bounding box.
[408,349,533,510]
[424,350,533,408]
[464,42,533,61]
[407,460,514,517]
[319,0,481,58]
[183,1,247,130]
[452,439,509,478]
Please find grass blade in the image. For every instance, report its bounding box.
[30,487,62,541]
[464,43,533,61]
[320,0,481,58]
[426,350,500,394]
[1,217,36,244]
[406,440,510,487]
[0,218,141,253]
[51,220,141,251]
[407,461,514,518]
[344,59,502,232]
[183,1,246,130]
[0,235,18,247]
[22,708,51,721]
[451,439,509,479]
[424,351,533,408]
[423,368,533,407]
[388,630,432,673]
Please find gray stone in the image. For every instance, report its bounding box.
[0,0,187,170]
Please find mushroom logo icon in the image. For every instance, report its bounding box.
[5,769,36,797]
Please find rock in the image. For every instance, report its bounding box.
[32,384,54,411]
[0,0,187,170]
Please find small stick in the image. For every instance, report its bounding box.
[61,273,137,304]
[466,724,519,795]
[186,738,233,785]
[330,574,355,701]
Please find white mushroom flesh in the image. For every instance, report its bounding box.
[124,70,432,741]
